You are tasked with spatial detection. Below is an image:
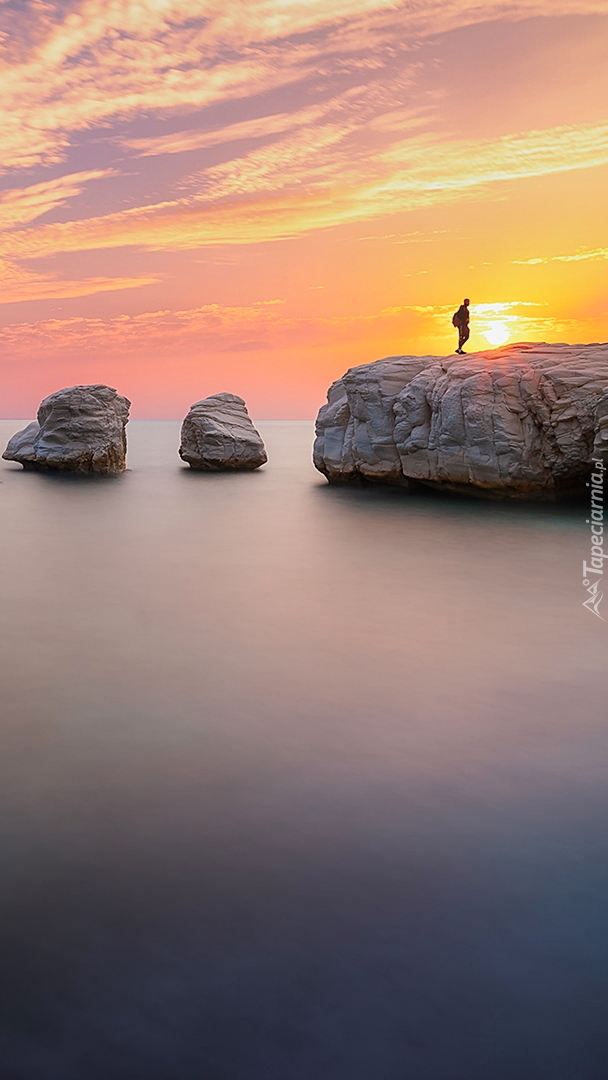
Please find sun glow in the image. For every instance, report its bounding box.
[484,322,510,346]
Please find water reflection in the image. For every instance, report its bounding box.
[0,420,606,1079]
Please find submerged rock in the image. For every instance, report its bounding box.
[179,393,267,470]
[3,384,130,474]
[314,343,608,499]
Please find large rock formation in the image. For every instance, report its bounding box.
[3,385,130,474]
[179,393,267,470]
[314,343,608,499]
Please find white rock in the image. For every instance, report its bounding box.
[179,393,267,470]
[3,384,130,474]
[314,343,608,499]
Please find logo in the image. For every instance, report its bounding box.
[582,577,603,620]
[582,456,606,620]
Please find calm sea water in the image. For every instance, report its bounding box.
[0,419,606,1080]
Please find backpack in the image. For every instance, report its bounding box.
[452,310,460,327]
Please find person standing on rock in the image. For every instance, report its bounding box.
[452,299,470,354]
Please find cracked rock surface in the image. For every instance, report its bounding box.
[179,393,267,470]
[3,384,130,474]
[313,343,608,499]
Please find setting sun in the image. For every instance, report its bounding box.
[484,322,511,347]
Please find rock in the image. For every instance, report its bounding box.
[314,343,608,499]
[3,384,130,474]
[179,393,267,470]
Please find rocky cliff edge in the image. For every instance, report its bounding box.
[313,343,608,499]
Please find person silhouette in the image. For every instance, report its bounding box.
[452,298,470,353]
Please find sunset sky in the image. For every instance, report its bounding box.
[0,0,607,417]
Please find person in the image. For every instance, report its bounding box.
[452,298,470,353]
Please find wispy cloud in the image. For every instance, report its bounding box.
[0,169,153,302]
[0,262,158,304]
[121,103,335,158]
[2,120,607,270]
[0,170,113,229]
[0,297,596,359]
[514,247,608,265]
[0,299,446,362]
[0,0,603,173]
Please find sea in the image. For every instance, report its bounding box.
[0,419,606,1080]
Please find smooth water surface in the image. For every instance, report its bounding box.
[0,420,607,1080]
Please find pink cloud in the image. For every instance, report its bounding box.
[0,298,596,359]
[0,170,113,229]
[0,120,606,277]
[0,1,602,173]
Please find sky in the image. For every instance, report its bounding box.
[0,0,607,418]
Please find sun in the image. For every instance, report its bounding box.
[484,321,510,346]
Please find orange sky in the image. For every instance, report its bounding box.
[0,0,607,417]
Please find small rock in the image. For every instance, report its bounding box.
[3,384,130,474]
[179,393,267,470]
